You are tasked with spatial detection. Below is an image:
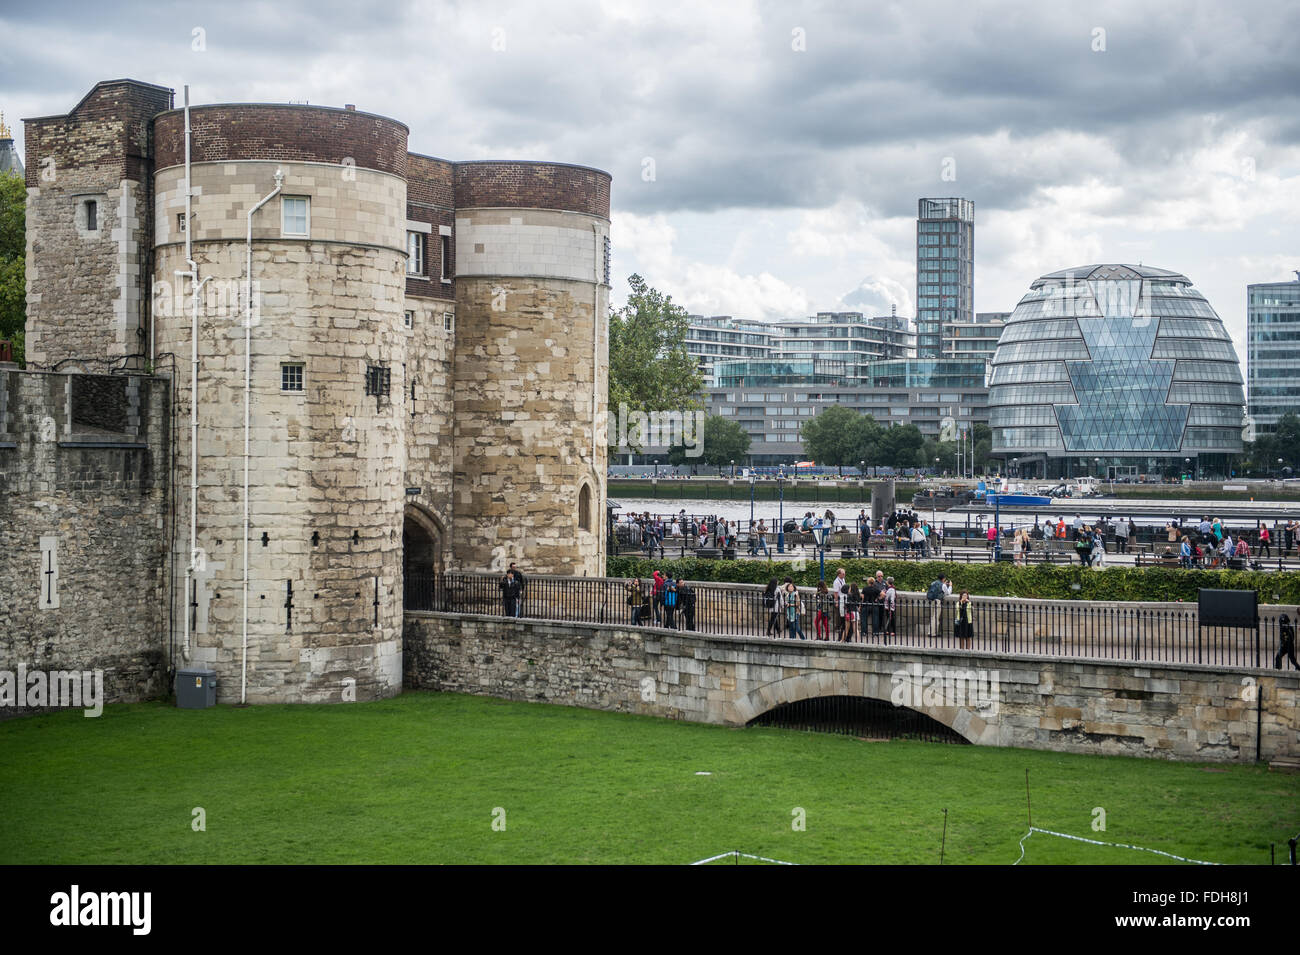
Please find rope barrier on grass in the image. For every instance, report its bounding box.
[1013,826,1221,865]
[690,850,799,865]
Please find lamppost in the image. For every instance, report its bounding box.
[1279,458,1285,481]
[1012,457,1019,480]
[777,466,786,554]
[749,472,755,527]
[730,459,735,480]
[1185,457,1191,482]
[1094,456,1101,481]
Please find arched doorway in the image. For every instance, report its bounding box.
[403,505,444,611]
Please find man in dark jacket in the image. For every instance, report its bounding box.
[508,563,527,616]
[678,580,696,631]
[499,569,522,617]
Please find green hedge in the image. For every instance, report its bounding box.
[605,555,1300,604]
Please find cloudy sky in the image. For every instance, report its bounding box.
[4,0,1299,351]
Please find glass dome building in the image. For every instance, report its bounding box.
[989,264,1244,480]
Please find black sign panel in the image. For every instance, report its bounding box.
[1197,588,1258,629]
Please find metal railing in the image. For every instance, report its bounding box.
[405,572,1292,671]
[610,517,1300,571]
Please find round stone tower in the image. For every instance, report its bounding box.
[151,104,410,702]
[451,162,611,576]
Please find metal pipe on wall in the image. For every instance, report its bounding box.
[242,168,283,705]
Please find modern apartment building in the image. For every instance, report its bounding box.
[709,358,989,465]
[916,197,974,358]
[684,315,775,386]
[1247,273,1300,434]
[943,311,1007,361]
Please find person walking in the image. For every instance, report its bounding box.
[831,567,847,635]
[1090,529,1106,569]
[625,577,647,625]
[508,562,528,617]
[754,519,770,557]
[1286,519,1298,556]
[912,522,927,557]
[499,568,522,618]
[678,579,696,631]
[1013,528,1025,567]
[784,580,805,640]
[842,584,861,643]
[857,509,871,556]
[764,579,782,637]
[953,590,974,650]
[663,576,678,630]
[1276,612,1299,670]
[861,573,882,640]
[814,581,832,640]
[926,574,951,638]
[1258,522,1272,558]
[1115,517,1130,554]
[1179,536,1192,569]
[882,577,897,640]
[652,570,665,624]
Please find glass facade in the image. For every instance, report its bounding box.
[989,264,1243,478]
[915,198,974,358]
[1246,277,1300,432]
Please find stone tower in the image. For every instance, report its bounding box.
[451,162,610,576]
[23,80,174,367]
[148,103,410,702]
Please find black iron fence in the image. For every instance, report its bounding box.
[405,571,1293,671]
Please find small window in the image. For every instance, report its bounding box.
[404,310,414,329]
[281,363,304,392]
[85,200,98,231]
[602,235,611,285]
[407,232,425,276]
[443,311,454,333]
[365,365,391,397]
[282,197,309,236]
[578,484,592,532]
[440,235,452,282]
[177,213,187,233]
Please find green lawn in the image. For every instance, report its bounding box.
[1,692,1294,865]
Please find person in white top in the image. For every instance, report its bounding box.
[831,568,847,633]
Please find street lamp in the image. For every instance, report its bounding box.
[1012,457,1018,479]
[730,459,735,480]
[749,471,756,527]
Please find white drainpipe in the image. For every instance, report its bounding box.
[242,168,283,705]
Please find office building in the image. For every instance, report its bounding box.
[988,264,1243,479]
[1247,273,1300,434]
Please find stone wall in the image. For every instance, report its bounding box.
[0,369,169,716]
[404,612,1300,762]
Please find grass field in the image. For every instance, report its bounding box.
[1,692,1295,865]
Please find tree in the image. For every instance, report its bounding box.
[0,171,23,363]
[607,274,704,452]
[878,423,925,469]
[800,405,863,474]
[923,438,957,474]
[699,415,750,469]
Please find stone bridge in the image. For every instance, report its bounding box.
[403,612,1299,763]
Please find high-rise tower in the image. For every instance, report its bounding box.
[915,198,974,358]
